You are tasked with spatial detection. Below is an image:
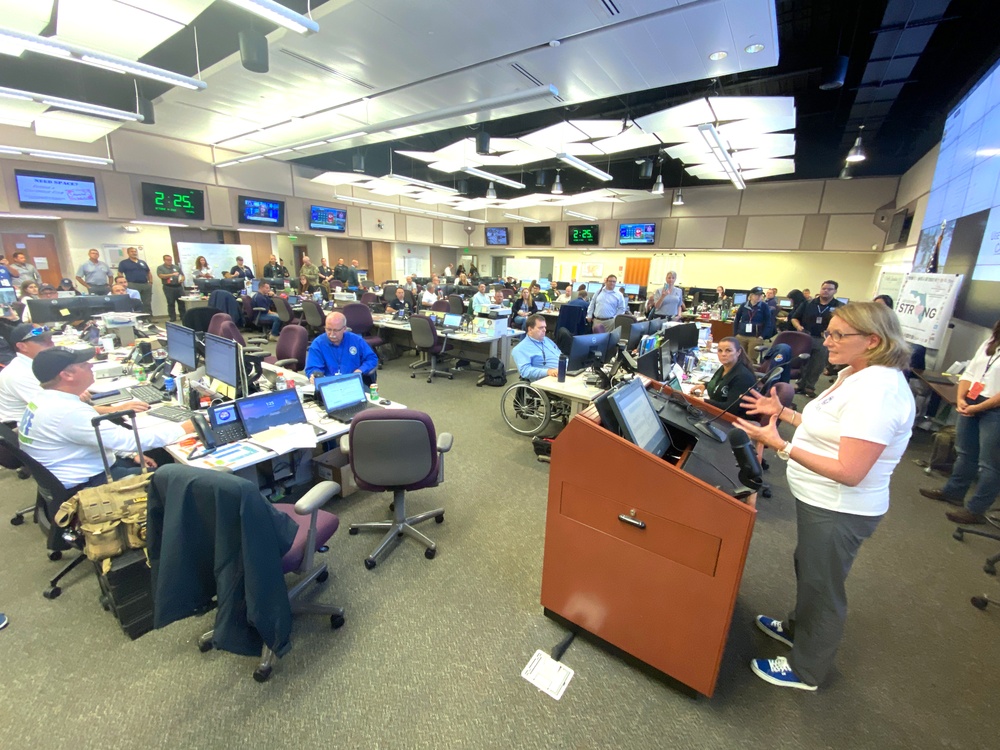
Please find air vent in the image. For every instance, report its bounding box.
[511,63,565,102]
[599,0,622,17]
[277,49,375,91]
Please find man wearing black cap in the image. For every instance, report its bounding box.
[18,346,191,488]
[0,325,149,424]
[58,278,79,295]
[732,287,773,361]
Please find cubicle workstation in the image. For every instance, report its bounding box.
[541,377,757,697]
[370,312,524,368]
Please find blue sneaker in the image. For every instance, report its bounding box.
[0,613,7,631]
[750,657,817,691]
[755,615,793,647]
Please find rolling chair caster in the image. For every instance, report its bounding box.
[253,666,272,683]
[331,614,345,629]
[364,558,376,570]
[43,586,61,599]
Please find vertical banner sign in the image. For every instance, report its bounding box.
[895,273,963,348]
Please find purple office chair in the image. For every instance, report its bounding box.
[299,299,326,337]
[208,312,234,337]
[147,465,344,682]
[431,299,451,313]
[182,305,221,334]
[264,324,308,372]
[408,314,453,382]
[214,316,267,354]
[342,302,384,369]
[344,409,452,569]
[361,292,379,306]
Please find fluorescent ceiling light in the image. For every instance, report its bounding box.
[219,0,320,34]
[293,141,327,150]
[503,213,540,223]
[238,228,278,234]
[1,145,112,165]
[0,213,60,220]
[327,131,366,143]
[215,84,558,166]
[0,28,205,90]
[745,43,765,54]
[709,51,728,61]
[130,220,189,228]
[0,86,143,122]
[333,193,487,223]
[385,174,460,195]
[565,210,597,221]
[461,166,525,189]
[696,123,746,190]
[556,153,613,182]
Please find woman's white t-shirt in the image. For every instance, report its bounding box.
[786,365,915,516]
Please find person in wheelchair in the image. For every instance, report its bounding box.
[512,314,561,382]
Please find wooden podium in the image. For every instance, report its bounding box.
[540,389,756,697]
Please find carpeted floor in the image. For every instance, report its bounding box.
[1,351,998,750]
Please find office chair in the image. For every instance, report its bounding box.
[147,465,345,682]
[555,305,587,338]
[382,284,398,302]
[342,302,385,369]
[207,289,243,327]
[408,314,453,383]
[345,409,451,569]
[0,424,86,598]
[182,305,222,334]
[1,424,33,525]
[613,314,636,341]
[431,299,451,314]
[447,294,465,316]
[208,311,236,337]
[265,324,309,372]
[300,298,326,337]
[272,296,301,328]
[214,317,268,355]
[755,331,811,381]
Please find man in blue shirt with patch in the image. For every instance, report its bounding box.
[512,314,562,382]
[305,311,378,383]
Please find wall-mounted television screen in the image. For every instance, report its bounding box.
[238,195,284,226]
[523,226,552,246]
[15,169,98,212]
[485,226,509,246]
[310,205,347,232]
[141,182,204,220]
[619,222,656,245]
[568,224,599,245]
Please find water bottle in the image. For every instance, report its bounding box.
[163,376,175,398]
[275,371,287,391]
[557,354,567,383]
[313,290,322,303]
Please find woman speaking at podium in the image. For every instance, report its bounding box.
[735,302,915,692]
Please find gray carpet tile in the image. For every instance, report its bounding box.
[1,352,999,750]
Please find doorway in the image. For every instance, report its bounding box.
[1,233,62,287]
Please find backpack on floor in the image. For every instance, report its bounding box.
[477,357,507,387]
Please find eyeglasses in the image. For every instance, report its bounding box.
[326,326,348,335]
[822,330,866,342]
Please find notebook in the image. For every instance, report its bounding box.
[315,372,376,422]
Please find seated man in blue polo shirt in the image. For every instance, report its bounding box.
[305,311,378,383]
[512,314,562,382]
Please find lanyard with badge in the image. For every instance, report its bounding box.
[967,351,1000,401]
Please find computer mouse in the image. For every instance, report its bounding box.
[379,398,392,405]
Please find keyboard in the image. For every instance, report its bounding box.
[129,385,166,404]
[329,401,375,423]
[148,405,193,423]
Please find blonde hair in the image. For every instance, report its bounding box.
[833,301,910,370]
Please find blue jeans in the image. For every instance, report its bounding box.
[514,315,527,330]
[257,313,281,336]
[942,406,1000,515]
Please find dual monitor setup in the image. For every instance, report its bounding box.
[165,321,241,392]
[26,294,140,323]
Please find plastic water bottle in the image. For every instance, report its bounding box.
[163,376,175,398]
[557,354,567,382]
[275,371,287,391]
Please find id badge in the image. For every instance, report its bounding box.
[968,381,985,400]
[745,323,753,334]
[816,316,823,325]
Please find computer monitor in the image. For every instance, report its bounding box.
[195,278,221,295]
[778,297,795,310]
[203,333,239,389]
[733,291,748,305]
[586,281,603,295]
[441,313,462,329]
[567,331,616,373]
[660,322,699,351]
[262,277,286,291]
[537,278,551,291]
[624,283,640,296]
[235,389,307,435]
[836,297,850,305]
[645,317,664,335]
[626,320,651,350]
[606,377,669,457]
[26,295,137,323]
[250,279,261,293]
[165,322,197,369]
[0,288,16,306]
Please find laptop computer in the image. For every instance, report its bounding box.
[286,295,300,306]
[441,312,463,331]
[236,388,322,436]
[315,372,376,422]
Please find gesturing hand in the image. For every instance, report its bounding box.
[734,414,782,452]
[741,389,781,418]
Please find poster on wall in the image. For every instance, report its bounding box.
[875,271,907,305]
[101,244,145,271]
[895,273,963,349]
[579,262,603,279]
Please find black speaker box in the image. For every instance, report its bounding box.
[239,30,269,74]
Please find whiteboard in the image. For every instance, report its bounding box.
[176,242,253,280]
[506,258,541,281]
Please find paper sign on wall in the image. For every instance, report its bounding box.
[895,273,963,349]
[33,257,48,270]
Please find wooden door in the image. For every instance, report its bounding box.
[1,233,63,287]
[623,256,651,286]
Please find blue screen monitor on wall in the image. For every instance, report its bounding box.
[310,205,347,232]
[238,195,284,227]
[618,222,656,245]
[485,226,509,246]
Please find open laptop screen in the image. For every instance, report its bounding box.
[442,313,462,328]
[315,373,366,413]
[235,389,307,434]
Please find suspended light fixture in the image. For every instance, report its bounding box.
[846,125,866,163]
[651,175,664,195]
[486,182,497,199]
[551,170,563,195]
[839,165,853,180]
[672,188,685,206]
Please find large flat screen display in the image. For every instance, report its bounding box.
[310,205,347,232]
[238,195,284,227]
[619,222,656,245]
[522,226,552,246]
[141,182,205,220]
[15,169,98,212]
[912,57,1000,327]
[485,226,509,246]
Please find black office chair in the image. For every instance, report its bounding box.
[345,409,451,569]
[447,295,465,316]
[182,305,221,335]
[300,299,326,337]
[0,424,86,599]
[408,314,453,383]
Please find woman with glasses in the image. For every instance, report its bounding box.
[920,318,1000,525]
[689,337,756,418]
[734,302,915,692]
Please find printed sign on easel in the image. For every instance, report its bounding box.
[895,273,963,349]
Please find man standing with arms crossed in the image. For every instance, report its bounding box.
[76,249,113,296]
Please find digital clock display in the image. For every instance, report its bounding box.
[568,224,599,245]
[141,182,205,220]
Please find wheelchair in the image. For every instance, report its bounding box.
[499,379,573,436]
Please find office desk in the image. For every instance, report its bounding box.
[540,383,755,697]
[371,315,524,366]
[913,369,959,406]
[533,374,605,417]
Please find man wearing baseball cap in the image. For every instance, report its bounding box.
[18,346,193,489]
[0,324,149,425]
[732,286,774,362]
